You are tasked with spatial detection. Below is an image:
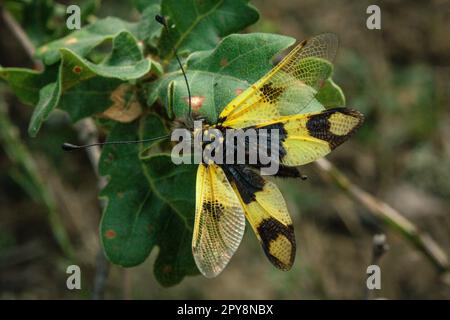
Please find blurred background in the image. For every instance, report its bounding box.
[0,0,449,299]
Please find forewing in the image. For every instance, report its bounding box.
[192,163,246,278]
[219,33,338,128]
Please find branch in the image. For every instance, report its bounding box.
[371,234,389,266]
[315,158,450,274]
[92,249,110,300]
[74,119,110,300]
[1,6,43,70]
[74,119,105,184]
[365,234,389,299]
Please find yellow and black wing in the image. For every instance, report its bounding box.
[219,33,338,129]
[192,163,246,278]
[224,165,295,270]
[257,107,364,166]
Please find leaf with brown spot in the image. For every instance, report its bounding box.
[158,0,259,58]
[99,115,166,267]
[99,113,198,286]
[220,58,228,67]
[101,84,143,123]
[72,66,82,74]
[235,88,244,96]
[64,37,78,45]
[151,33,295,123]
[183,95,206,112]
[28,31,151,136]
[35,17,139,65]
[141,153,199,286]
[104,229,117,239]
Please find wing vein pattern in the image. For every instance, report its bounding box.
[192,164,246,278]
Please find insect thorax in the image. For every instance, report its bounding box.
[199,123,284,167]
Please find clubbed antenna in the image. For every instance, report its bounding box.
[155,14,193,128]
[61,135,170,151]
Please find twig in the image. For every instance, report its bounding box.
[315,158,450,274]
[1,6,43,70]
[75,118,110,300]
[371,234,389,266]
[365,234,389,299]
[122,269,132,300]
[74,119,105,183]
[92,250,110,300]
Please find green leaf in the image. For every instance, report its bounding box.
[58,78,123,121]
[187,33,294,83]
[141,153,199,286]
[29,80,61,137]
[36,17,138,65]
[152,34,346,121]
[28,31,151,136]
[159,0,259,59]
[59,32,151,81]
[153,208,199,286]
[316,78,346,107]
[99,114,167,267]
[297,57,333,87]
[137,4,163,48]
[133,0,161,12]
[152,33,295,122]
[142,154,196,219]
[99,113,198,286]
[0,66,57,105]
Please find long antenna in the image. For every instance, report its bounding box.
[61,134,170,151]
[155,14,193,126]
